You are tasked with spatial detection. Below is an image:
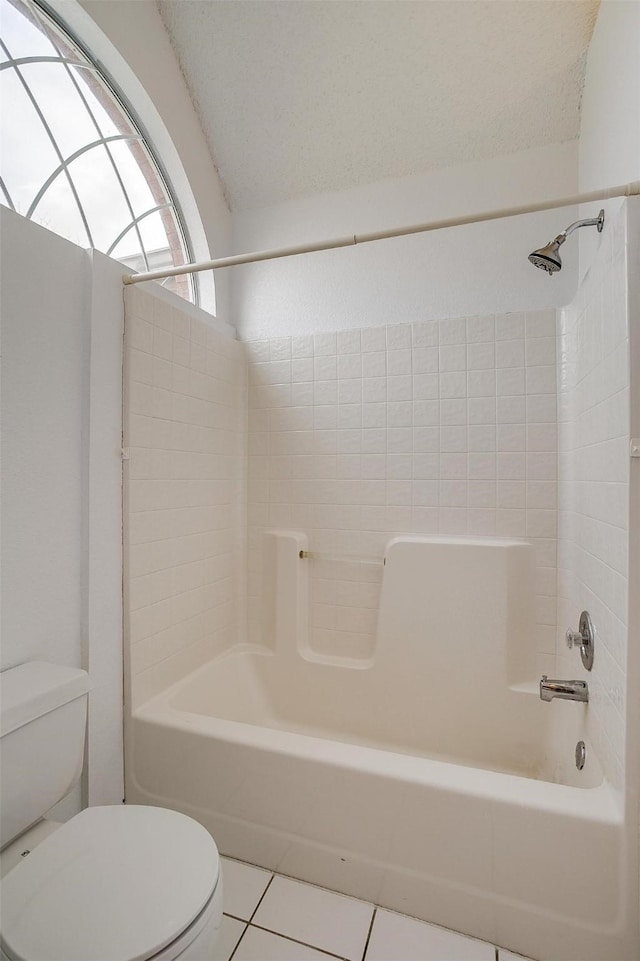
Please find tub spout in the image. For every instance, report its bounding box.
[539,676,588,703]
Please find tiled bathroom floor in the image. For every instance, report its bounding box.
[215,856,533,961]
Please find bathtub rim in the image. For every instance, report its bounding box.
[132,646,623,825]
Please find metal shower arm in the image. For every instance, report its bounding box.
[560,209,605,241]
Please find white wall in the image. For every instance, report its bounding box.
[575,3,640,932]
[1,209,89,673]
[555,197,639,953]
[246,308,558,678]
[1,208,124,809]
[577,0,640,276]
[232,142,579,339]
[54,0,232,320]
[557,203,630,791]
[579,1,640,194]
[86,250,127,806]
[123,286,246,709]
[625,198,640,931]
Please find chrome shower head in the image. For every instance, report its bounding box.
[528,238,564,274]
[528,209,604,275]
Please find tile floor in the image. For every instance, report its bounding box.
[215,856,534,961]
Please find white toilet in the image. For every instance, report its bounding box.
[0,661,223,961]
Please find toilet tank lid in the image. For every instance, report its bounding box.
[0,661,92,737]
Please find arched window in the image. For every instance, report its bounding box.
[0,0,196,303]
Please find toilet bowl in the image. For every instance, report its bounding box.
[0,661,223,961]
[0,805,223,961]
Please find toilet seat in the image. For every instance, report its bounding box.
[0,805,220,961]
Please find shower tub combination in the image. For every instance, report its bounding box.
[127,535,636,961]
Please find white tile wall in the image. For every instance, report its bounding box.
[246,311,557,664]
[124,287,246,707]
[557,207,630,789]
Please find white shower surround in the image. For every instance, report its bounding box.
[557,201,632,789]
[128,533,631,961]
[123,285,246,709]
[245,307,559,670]
[123,200,639,961]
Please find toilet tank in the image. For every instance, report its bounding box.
[0,661,92,848]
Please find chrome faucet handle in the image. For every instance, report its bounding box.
[565,629,583,649]
[565,611,595,671]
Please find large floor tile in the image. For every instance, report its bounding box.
[213,915,246,961]
[233,926,336,961]
[220,856,272,921]
[253,875,374,961]
[365,908,495,961]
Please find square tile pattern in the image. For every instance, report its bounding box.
[246,310,558,667]
[216,856,534,961]
[124,286,246,707]
[556,209,630,791]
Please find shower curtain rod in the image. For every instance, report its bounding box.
[122,180,640,287]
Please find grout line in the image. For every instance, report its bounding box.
[224,859,513,960]
[360,906,377,961]
[247,871,275,924]
[227,919,249,961]
[247,922,350,960]
[259,866,375,908]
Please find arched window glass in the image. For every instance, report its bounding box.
[0,0,196,303]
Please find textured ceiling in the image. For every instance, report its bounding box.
[158,0,598,210]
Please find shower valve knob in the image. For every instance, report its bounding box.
[565,630,583,649]
[565,611,595,671]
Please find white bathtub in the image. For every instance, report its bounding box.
[127,646,635,961]
[126,538,638,960]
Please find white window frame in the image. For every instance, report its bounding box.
[1,0,215,311]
